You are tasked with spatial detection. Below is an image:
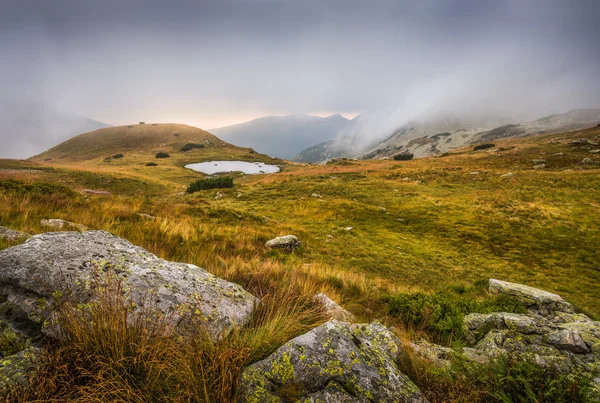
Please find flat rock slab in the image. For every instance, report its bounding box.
[0,226,30,242]
[81,189,112,196]
[0,231,258,341]
[40,219,88,232]
[238,320,427,402]
[488,278,574,316]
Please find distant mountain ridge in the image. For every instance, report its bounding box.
[0,101,110,159]
[294,109,600,162]
[210,113,350,159]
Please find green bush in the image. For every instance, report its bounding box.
[112,154,124,159]
[473,143,495,151]
[384,285,526,344]
[187,176,233,193]
[155,152,170,159]
[393,152,414,161]
[146,162,158,166]
[180,143,205,152]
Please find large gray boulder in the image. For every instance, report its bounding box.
[0,231,257,341]
[238,320,428,403]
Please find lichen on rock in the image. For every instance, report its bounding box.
[238,320,428,402]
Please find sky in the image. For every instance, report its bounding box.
[1,0,600,131]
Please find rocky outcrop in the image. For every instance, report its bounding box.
[0,226,30,242]
[238,320,428,402]
[462,279,600,375]
[0,231,258,341]
[312,293,355,321]
[265,235,300,251]
[40,219,88,232]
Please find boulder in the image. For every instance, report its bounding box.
[0,226,30,242]
[488,278,574,317]
[81,189,112,196]
[265,235,300,251]
[238,320,427,402]
[40,219,88,232]
[312,293,355,321]
[0,231,257,341]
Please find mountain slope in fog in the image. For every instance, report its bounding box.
[210,113,350,159]
[0,101,110,159]
[295,109,600,162]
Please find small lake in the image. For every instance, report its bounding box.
[185,161,280,175]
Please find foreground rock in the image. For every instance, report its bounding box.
[238,320,427,402]
[265,235,300,251]
[0,226,30,242]
[0,231,257,341]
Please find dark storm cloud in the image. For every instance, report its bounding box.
[1,0,599,154]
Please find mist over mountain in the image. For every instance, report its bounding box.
[210,114,350,159]
[0,100,109,159]
[295,108,600,162]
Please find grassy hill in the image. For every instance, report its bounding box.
[1,125,599,401]
[28,122,282,186]
[31,123,239,161]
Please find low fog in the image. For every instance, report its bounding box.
[1,0,599,158]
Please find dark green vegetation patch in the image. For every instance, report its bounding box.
[187,176,234,193]
[394,152,415,160]
[180,143,205,152]
[473,143,496,151]
[155,152,170,159]
[111,154,124,159]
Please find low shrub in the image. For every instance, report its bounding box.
[384,285,526,344]
[473,143,495,151]
[111,154,124,159]
[400,347,595,402]
[180,143,205,152]
[394,152,414,161]
[155,152,170,159]
[187,177,233,193]
[146,162,158,167]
